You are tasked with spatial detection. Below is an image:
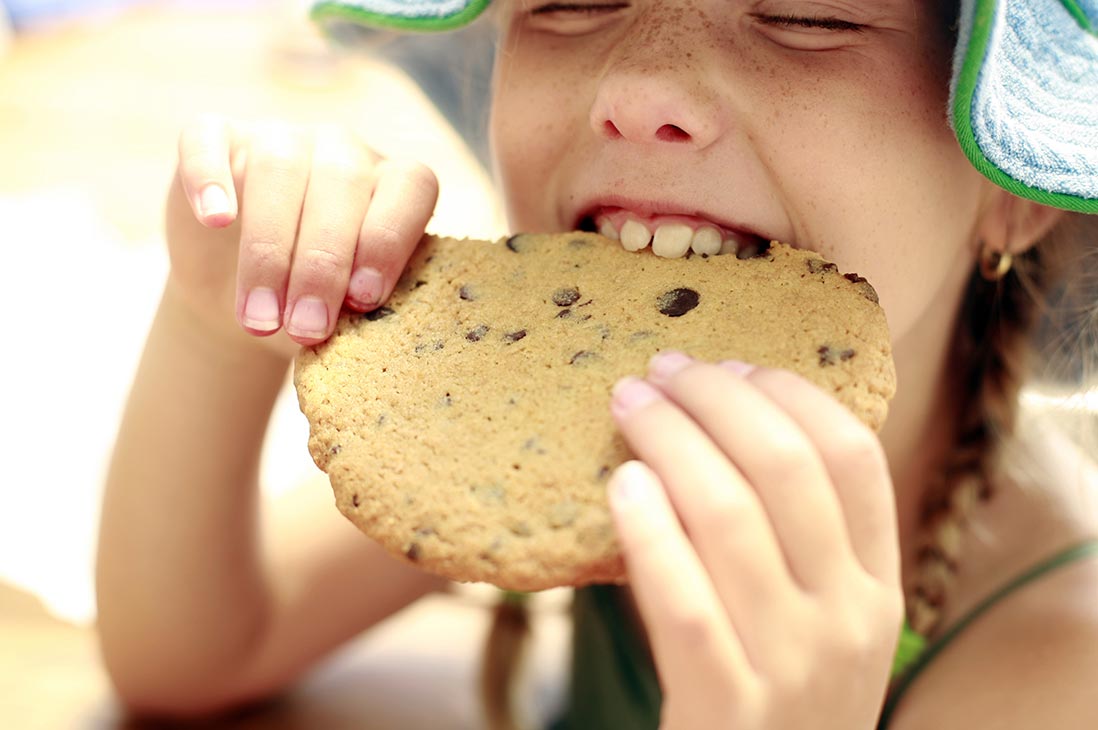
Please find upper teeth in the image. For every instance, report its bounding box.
[691,226,722,256]
[652,223,693,258]
[596,217,751,258]
[620,219,651,252]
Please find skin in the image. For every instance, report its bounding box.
[97,0,1097,726]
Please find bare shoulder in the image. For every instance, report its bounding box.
[887,551,1098,729]
[889,426,1098,730]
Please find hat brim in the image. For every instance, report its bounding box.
[311,0,490,32]
[953,0,1098,213]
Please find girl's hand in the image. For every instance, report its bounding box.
[608,351,903,730]
[164,115,438,360]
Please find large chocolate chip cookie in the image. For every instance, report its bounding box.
[294,233,895,591]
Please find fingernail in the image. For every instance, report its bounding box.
[611,377,662,416]
[647,350,693,381]
[198,184,231,221]
[242,287,280,332]
[610,461,655,505]
[718,359,756,377]
[347,267,384,308]
[287,296,329,338]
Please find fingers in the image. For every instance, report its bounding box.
[740,367,900,588]
[177,115,239,228]
[610,376,795,673]
[233,122,313,337]
[174,115,438,347]
[608,460,753,706]
[641,353,855,593]
[284,126,378,344]
[349,158,438,310]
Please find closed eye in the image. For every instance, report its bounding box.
[752,13,867,33]
[531,2,630,15]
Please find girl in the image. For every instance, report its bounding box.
[97,0,1098,727]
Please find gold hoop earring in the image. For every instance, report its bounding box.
[979,242,1013,281]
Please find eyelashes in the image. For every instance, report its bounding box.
[529,2,629,14]
[751,14,867,33]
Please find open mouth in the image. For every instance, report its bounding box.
[576,206,770,259]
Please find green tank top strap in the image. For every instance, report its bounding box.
[877,538,1098,729]
[549,538,1098,730]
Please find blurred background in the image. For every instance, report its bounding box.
[3,2,1095,727]
[0,2,572,727]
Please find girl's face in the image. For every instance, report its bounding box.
[490,0,992,344]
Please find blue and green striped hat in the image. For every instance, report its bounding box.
[311,0,1098,214]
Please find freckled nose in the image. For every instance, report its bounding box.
[590,75,722,148]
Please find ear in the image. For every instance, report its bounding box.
[976,190,1067,257]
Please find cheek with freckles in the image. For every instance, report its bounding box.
[490,31,598,233]
[731,42,983,341]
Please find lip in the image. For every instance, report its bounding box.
[570,194,770,241]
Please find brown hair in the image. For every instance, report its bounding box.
[908,211,1098,636]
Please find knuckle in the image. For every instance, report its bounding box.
[698,489,755,534]
[251,126,310,175]
[385,158,439,197]
[833,429,887,472]
[241,235,288,271]
[295,245,346,281]
[317,158,372,191]
[759,441,819,483]
[360,218,407,256]
[664,606,720,647]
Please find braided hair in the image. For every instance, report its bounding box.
[908,213,1092,636]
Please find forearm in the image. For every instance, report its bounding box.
[96,279,290,704]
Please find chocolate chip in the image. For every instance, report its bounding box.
[569,350,598,365]
[556,309,573,319]
[521,437,547,455]
[552,287,581,306]
[352,493,360,507]
[405,543,421,562]
[657,288,701,317]
[844,273,880,304]
[503,329,527,344]
[466,324,490,342]
[412,279,427,289]
[459,284,476,301]
[472,484,506,505]
[818,345,857,366]
[440,392,453,407]
[548,502,579,529]
[807,259,839,275]
[415,340,446,353]
[363,306,395,321]
[482,537,505,557]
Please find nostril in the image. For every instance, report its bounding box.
[603,120,623,139]
[656,124,691,143]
